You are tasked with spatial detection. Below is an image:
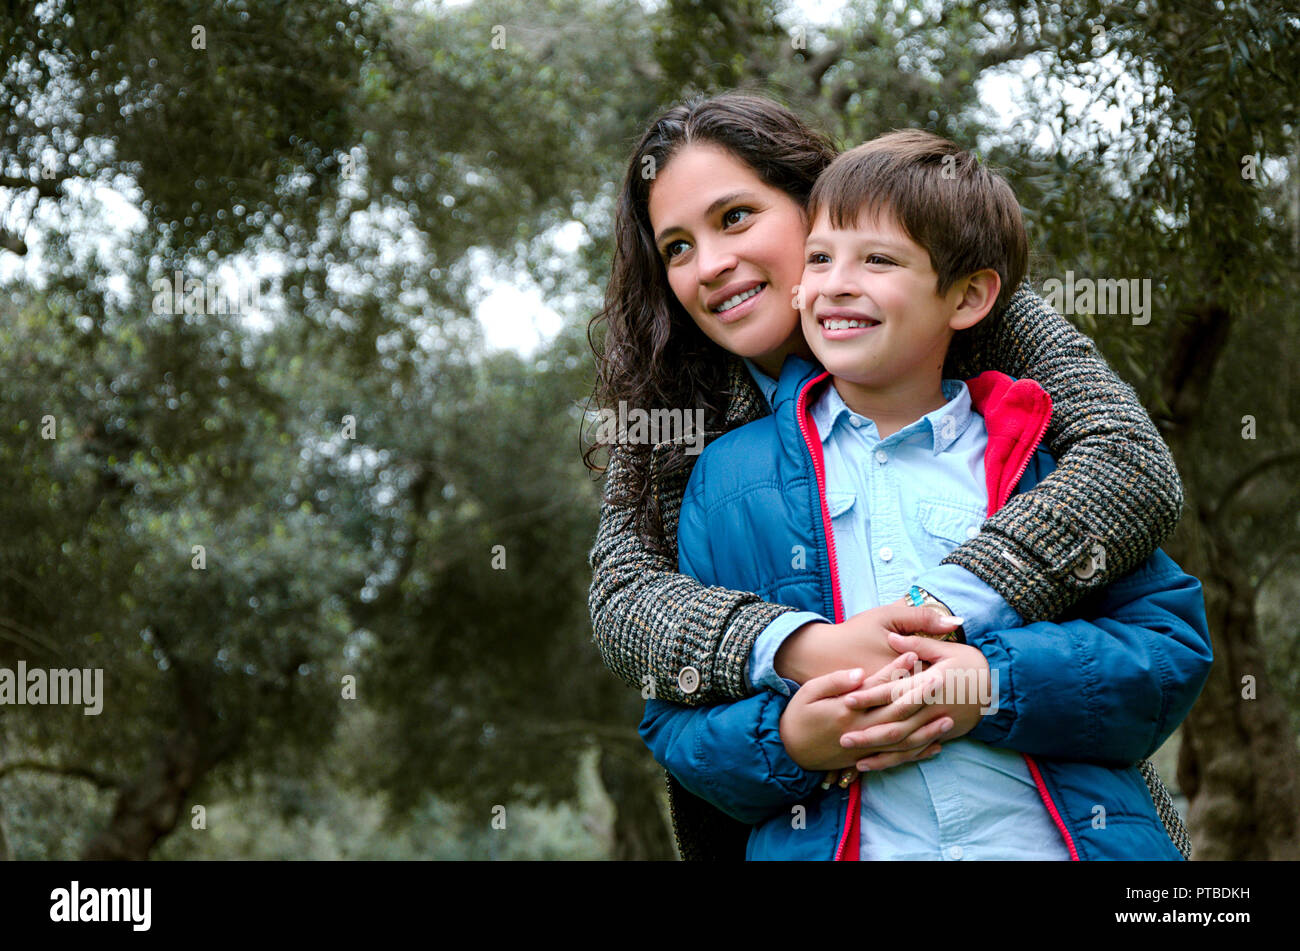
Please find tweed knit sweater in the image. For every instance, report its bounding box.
[587,282,1191,860]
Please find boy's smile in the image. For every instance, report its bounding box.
[816,304,882,339]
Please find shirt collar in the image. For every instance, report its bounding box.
[742,357,779,411]
[811,379,974,454]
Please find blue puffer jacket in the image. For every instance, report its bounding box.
[639,357,1213,861]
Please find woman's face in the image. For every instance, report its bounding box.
[647,143,811,374]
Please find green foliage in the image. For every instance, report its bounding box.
[1,0,378,260]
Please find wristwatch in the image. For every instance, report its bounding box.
[904,585,965,643]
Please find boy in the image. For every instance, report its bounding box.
[639,131,1212,860]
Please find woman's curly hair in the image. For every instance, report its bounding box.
[584,91,836,553]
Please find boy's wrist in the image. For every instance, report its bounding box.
[750,611,828,694]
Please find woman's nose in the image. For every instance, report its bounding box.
[696,239,737,283]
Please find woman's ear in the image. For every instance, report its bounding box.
[948,270,1001,331]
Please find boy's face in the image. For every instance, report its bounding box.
[799,207,980,391]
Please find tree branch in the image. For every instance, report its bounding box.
[0,174,63,199]
[1211,451,1300,530]
[828,76,854,112]
[342,461,435,626]
[0,227,27,256]
[1256,541,1300,590]
[1156,304,1234,438]
[0,615,65,659]
[0,759,121,790]
[804,39,845,90]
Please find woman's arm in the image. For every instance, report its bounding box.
[937,281,1185,623]
[588,442,798,705]
[595,283,1186,704]
[840,550,1212,767]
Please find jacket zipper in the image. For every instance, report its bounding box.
[795,373,844,625]
[792,374,858,861]
[1023,754,1081,859]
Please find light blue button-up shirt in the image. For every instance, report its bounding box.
[741,360,1068,861]
[740,359,1023,694]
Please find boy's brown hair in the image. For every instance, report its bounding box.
[806,129,1027,314]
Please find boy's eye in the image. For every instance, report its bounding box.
[806,251,829,265]
[722,207,752,227]
[866,254,895,265]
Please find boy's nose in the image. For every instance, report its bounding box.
[820,266,862,300]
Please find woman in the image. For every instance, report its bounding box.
[585,91,1190,860]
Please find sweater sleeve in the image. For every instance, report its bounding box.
[587,442,799,705]
[942,282,1185,622]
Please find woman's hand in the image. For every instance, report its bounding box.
[779,651,944,773]
[836,632,993,771]
[775,604,965,685]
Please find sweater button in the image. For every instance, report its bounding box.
[1071,542,1106,580]
[947,845,964,860]
[878,546,893,562]
[677,666,700,694]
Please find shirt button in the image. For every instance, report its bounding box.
[965,525,979,539]
[850,416,863,428]
[677,666,700,694]
[874,449,888,464]
[947,845,964,860]
[878,546,893,562]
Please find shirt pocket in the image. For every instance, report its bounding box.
[914,497,987,555]
[826,490,856,520]
[826,491,864,565]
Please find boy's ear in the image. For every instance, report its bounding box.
[948,270,1001,331]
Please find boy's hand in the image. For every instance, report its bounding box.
[780,651,950,772]
[836,632,992,770]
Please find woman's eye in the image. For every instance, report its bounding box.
[722,207,752,227]
[663,239,690,261]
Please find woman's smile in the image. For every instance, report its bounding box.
[708,281,767,322]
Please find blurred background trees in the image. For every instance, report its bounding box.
[0,0,1295,859]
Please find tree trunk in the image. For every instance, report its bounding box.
[80,730,208,861]
[1170,512,1300,859]
[1156,288,1300,856]
[597,745,677,861]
